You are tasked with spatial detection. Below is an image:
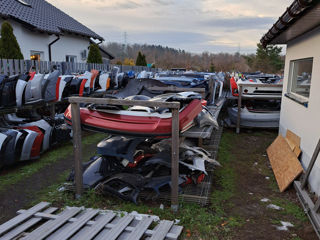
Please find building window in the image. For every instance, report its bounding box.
[66,55,77,63]
[288,58,313,100]
[30,51,44,61]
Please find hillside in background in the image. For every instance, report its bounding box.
[102,42,251,72]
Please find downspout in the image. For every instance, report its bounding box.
[48,35,60,61]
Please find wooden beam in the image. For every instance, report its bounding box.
[70,103,83,198]
[301,138,320,189]
[236,85,243,134]
[171,108,179,212]
[69,97,180,109]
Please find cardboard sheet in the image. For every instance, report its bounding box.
[267,135,303,192]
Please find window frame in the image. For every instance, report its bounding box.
[286,57,313,106]
[66,55,77,63]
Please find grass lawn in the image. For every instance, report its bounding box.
[27,130,313,239]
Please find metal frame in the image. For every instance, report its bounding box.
[294,138,320,238]
[68,96,181,211]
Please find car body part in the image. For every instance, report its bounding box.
[16,74,30,107]
[17,126,43,159]
[22,120,52,152]
[56,75,74,101]
[101,173,147,203]
[64,98,202,137]
[180,157,208,175]
[110,66,120,89]
[4,113,27,124]
[0,75,19,108]
[195,107,219,129]
[144,175,186,196]
[97,136,145,163]
[42,70,60,102]
[0,129,18,166]
[0,132,8,167]
[25,73,45,104]
[180,143,221,167]
[95,72,110,92]
[90,69,99,91]
[82,157,106,188]
[227,106,280,128]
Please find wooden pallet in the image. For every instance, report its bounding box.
[0,202,183,240]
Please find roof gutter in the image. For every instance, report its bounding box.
[260,0,314,47]
[48,35,60,61]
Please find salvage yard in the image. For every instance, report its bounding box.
[0,129,315,240]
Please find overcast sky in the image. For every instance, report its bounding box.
[47,0,292,54]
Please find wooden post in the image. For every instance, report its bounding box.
[171,108,179,212]
[71,103,83,198]
[236,85,243,134]
[301,138,320,189]
[208,77,214,104]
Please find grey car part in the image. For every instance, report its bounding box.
[101,173,147,203]
[180,157,208,175]
[97,136,145,163]
[16,74,29,107]
[144,175,186,196]
[195,107,219,129]
[22,120,52,152]
[0,132,8,167]
[227,106,280,128]
[0,129,18,166]
[111,67,120,89]
[25,74,45,104]
[82,157,106,188]
[42,70,61,101]
[20,129,38,161]
[144,151,171,168]
[4,113,27,124]
[0,75,19,108]
[180,143,221,167]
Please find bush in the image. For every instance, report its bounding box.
[87,44,103,63]
[0,21,24,59]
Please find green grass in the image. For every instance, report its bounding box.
[270,198,308,222]
[0,133,106,192]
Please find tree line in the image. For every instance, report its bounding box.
[103,42,284,73]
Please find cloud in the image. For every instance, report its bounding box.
[47,0,292,53]
[201,16,275,30]
[151,0,174,6]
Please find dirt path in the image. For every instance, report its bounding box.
[0,136,100,224]
[224,129,316,240]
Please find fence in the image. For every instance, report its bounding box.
[0,59,158,76]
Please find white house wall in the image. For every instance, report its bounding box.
[0,19,90,62]
[280,26,320,195]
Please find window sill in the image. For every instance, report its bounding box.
[285,93,308,108]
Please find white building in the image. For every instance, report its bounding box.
[261,0,320,194]
[0,0,113,63]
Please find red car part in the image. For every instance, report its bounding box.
[64,99,202,137]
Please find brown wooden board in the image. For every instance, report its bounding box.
[286,130,302,157]
[267,135,303,192]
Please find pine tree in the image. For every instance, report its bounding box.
[87,44,103,63]
[0,21,23,59]
[141,54,147,66]
[135,51,143,66]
